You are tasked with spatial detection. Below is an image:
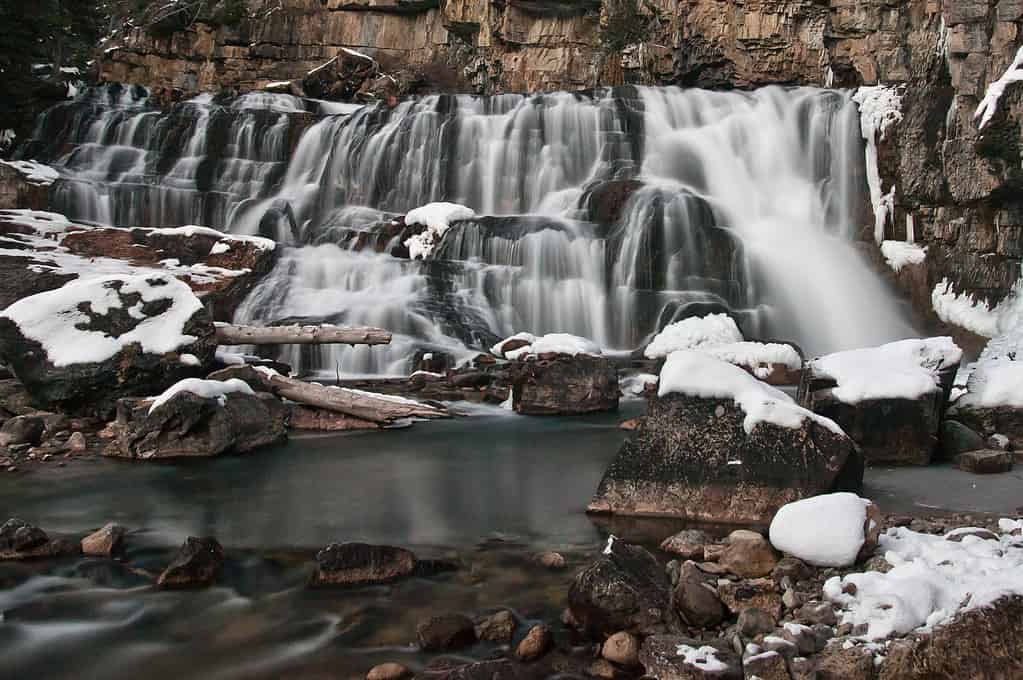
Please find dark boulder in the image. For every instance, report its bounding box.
[417,613,477,651]
[257,199,301,243]
[958,449,1013,474]
[949,403,1023,454]
[512,354,619,415]
[111,388,287,459]
[311,542,417,586]
[0,415,44,446]
[0,274,216,418]
[157,536,224,588]
[939,419,986,461]
[567,538,678,637]
[0,518,78,560]
[588,393,861,526]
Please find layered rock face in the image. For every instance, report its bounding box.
[95,1,1023,323]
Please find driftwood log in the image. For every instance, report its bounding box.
[256,370,448,424]
[215,323,392,346]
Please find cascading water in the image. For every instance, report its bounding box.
[22,83,916,376]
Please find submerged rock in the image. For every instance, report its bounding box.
[311,542,417,586]
[157,536,224,588]
[958,449,1013,474]
[366,663,412,680]
[0,518,77,560]
[512,354,618,415]
[111,388,287,459]
[475,609,517,642]
[567,538,677,637]
[417,613,477,651]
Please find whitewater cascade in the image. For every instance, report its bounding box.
[21,83,916,376]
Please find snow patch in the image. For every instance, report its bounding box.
[149,378,254,414]
[809,338,962,404]
[976,45,1023,129]
[931,278,1003,338]
[769,493,873,567]
[702,342,802,379]
[852,86,903,243]
[880,241,926,273]
[148,225,276,251]
[491,332,536,357]
[954,357,1023,409]
[179,353,201,367]
[0,160,59,186]
[210,241,231,255]
[644,313,743,359]
[1,273,204,368]
[674,645,729,673]
[658,351,844,436]
[496,332,601,359]
[403,202,476,260]
[824,521,1023,640]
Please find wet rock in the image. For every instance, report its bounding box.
[567,538,676,637]
[515,624,551,661]
[675,563,726,628]
[366,662,412,680]
[1,518,46,555]
[475,609,516,642]
[744,650,790,680]
[66,431,87,452]
[157,536,224,588]
[0,274,216,418]
[602,631,640,667]
[417,613,477,652]
[639,635,742,679]
[958,449,1013,473]
[312,542,417,586]
[589,392,861,526]
[81,523,126,557]
[939,419,985,460]
[719,530,778,578]
[738,607,777,637]
[535,551,566,569]
[111,389,287,459]
[718,579,782,620]
[512,354,618,415]
[0,415,43,446]
[660,529,711,561]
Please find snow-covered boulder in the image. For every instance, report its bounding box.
[111,378,287,459]
[0,162,52,211]
[588,352,861,526]
[644,314,803,385]
[948,356,1023,452]
[768,493,881,567]
[403,202,477,260]
[804,338,962,465]
[0,273,217,417]
[493,331,601,360]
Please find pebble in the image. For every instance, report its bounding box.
[601,631,639,667]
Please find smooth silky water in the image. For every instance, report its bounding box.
[3,84,950,677]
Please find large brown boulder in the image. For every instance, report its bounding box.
[0,273,217,418]
[111,385,287,459]
[512,354,619,415]
[587,392,861,526]
[878,595,1023,679]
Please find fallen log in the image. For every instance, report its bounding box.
[259,371,448,424]
[214,323,392,346]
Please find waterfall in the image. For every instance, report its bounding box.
[22,83,916,376]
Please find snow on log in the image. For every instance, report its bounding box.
[214,323,392,346]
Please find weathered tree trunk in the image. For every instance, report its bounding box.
[215,323,392,346]
[261,372,448,424]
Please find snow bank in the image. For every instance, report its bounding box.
[880,240,926,273]
[852,86,903,243]
[403,202,476,260]
[824,520,1023,640]
[0,160,59,186]
[149,378,254,414]
[658,350,844,435]
[493,332,601,359]
[769,493,873,567]
[931,278,1001,338]
[644,313,743,359]
[955,358,1023,409]
[620,372,659,397]
[0,273,204,368]
[0,209,78,235]
[976,44,1023,129]
[810,337,962,404]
